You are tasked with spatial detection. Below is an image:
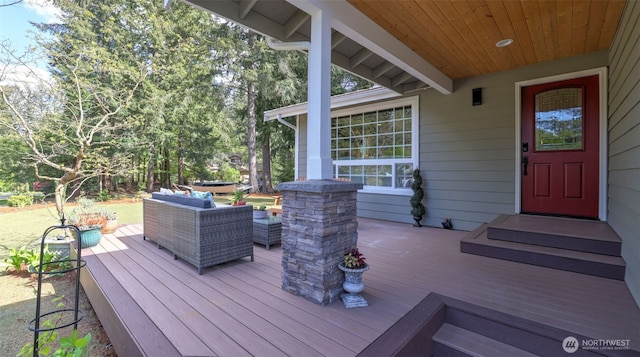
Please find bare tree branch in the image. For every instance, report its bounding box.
[0,0,24,8]
[1,44,146,217]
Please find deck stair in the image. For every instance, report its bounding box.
[433,323,538,357]
[361,294,616,357]
[460,214,625,280]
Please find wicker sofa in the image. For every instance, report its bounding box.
[143,193,253,274]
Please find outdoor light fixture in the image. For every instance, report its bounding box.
[472,88,482,106]
[496,39,514,48]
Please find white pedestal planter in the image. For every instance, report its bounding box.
[338,263,370,308]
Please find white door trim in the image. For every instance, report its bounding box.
[514,67,608,220]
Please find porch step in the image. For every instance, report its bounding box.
[487,214,622,256]
[361,293,634,357]
[433,323,537,357]
[461,224,626,280]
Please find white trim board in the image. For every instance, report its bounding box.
[514,67,608,221]
[264,86,401,122]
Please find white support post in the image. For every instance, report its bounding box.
[306,9,333,179]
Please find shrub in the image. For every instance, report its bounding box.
[97,189,111,202]
[218,163,241,183]
[18,328,92,357]
[18,296,92,357]
[410,168,425,217]
[4,246,58,273]
[7,194,34,208]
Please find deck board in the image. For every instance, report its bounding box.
[83,219,640,356]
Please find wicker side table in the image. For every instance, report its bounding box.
[253,216,282,250]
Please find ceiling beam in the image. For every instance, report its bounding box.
[402,81,429,94]
[391,72,413,88]
[183,0,451,94]
[331,32,347,49]
[331,51,394,90]
[373,62,395,79]
[238,0,257,19]
[350,48,373,68]
[284,10,310,39]
[184,0,308,42]
[288,0,453,94]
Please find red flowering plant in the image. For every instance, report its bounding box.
[343,248,367,269]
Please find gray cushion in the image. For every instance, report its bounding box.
[151,192,212,209]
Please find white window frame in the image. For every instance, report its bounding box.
[331,96,419,195]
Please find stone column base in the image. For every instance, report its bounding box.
[278,179,363,305]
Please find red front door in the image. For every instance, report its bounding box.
[521,75,599,218]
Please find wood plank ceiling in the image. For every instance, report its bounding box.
[348,0,627,80]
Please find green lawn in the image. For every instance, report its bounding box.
[0,202,143,262]
[0,194,276,262]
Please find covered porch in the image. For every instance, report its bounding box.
[80,218,639,356]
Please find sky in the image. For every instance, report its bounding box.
[0,0,60,84]
[0,0,59,52]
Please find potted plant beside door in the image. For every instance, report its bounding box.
[410,168,426,227]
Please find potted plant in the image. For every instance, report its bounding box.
[338,248,369,308]
[71,197,107,228]
[67,198,105,248]
[73,224,103,248]
[102,209,118,234]
[253,205,268,219]
[67,211,102,248]
[410,168,426,227]
[230,188,246,206]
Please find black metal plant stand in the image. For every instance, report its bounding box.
[28,217,86,356]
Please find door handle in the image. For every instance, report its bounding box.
[522,156,529,176]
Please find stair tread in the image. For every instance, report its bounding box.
[464,229,625,266]
[433,323,538,357]
[489,214,621,243]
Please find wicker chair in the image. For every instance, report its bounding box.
[143,196,253,274]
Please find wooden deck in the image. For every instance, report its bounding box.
[80,219,640,356]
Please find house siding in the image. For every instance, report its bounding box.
[419,50,608,231]
[608,0,640,305]
[357,192,413,224]
[296,52,609,231]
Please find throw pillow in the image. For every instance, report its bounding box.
[191,190,216,208]
[159,188,173,195]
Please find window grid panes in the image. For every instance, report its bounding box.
[332,104,415,189]
[534,88,583,151]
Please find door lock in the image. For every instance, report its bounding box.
[522,142,529,152]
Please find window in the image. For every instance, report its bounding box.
[331,97,419,193]
[534,87,584,151]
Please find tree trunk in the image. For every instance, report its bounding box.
[146,143,156,192]
[163,147,171,188]
[247,31,259,193]
[54,182,66,219]
[262,136,274,193]
[177,119,184,185]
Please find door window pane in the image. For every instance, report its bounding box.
[535,88,583,151]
